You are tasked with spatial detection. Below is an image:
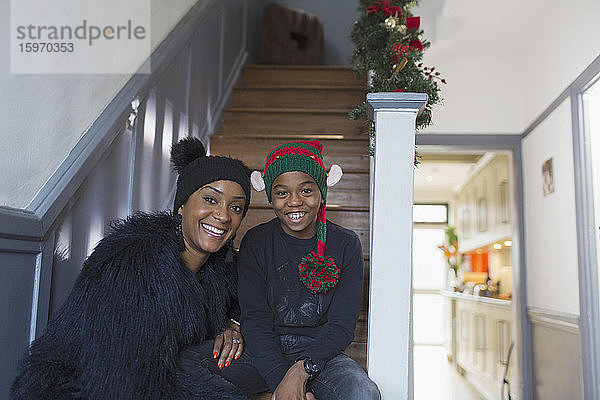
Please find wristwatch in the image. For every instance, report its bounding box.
[302,358,321,379]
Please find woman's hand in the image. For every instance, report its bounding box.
[271,361,313,400]
[213,320,243,369]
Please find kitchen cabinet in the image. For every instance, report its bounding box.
[455,155,511,252]
[445,292,515,400]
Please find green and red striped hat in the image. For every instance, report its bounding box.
[251,140,343,293]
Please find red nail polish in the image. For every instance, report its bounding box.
[213,352,218,358]
[235,355,239,360]
[225,361,230,367]
[218,363,223,370]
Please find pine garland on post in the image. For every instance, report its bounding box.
[349,0,445,158]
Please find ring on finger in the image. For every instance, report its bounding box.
[232,339,241,344]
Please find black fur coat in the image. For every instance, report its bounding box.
[11,212,249,400]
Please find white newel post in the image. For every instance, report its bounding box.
[366,93,428,399]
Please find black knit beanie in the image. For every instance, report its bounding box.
[171,137,251,216]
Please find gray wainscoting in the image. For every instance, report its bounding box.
[0,0,259,397]
[528,307,584,400]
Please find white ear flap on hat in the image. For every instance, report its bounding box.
[251,170,266,191]
[326,165,343,187]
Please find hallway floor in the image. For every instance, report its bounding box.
[414,345,485,400]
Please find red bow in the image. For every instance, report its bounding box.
[407,16,420,30]
[366,0,402,17]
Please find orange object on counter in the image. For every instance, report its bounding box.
[468,252,489,273]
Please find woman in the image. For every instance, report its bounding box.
[11,137,254,399]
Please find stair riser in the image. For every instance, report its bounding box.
[354,317,368,343]
[250,189,370,209]
[344,342,367,370]
[214,149,369,173]
[242,68,365,87]
[233,88,365,109]
[211,135,369,155]
[222,111,366,136]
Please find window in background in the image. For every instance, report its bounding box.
[414,204,448,224]
[412,226,447,345]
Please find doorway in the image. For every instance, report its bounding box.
[412,143,522,400]
[575,73,600,397]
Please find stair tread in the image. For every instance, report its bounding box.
[244,64,355,70]
[224,107,355,113]
[211,133,369,141]
[236,85,364,90]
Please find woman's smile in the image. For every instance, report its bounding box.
[201,222,226,237]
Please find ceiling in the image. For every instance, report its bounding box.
[413,151,484,197]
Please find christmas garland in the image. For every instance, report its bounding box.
[298,251,341,293]
[349,0,445,157]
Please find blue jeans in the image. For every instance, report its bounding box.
[178,336,381,400]
[278,334,381,400]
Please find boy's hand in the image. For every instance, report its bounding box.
[213,321,243,369]
[271,360,310,400]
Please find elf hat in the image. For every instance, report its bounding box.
[250,140,344,293]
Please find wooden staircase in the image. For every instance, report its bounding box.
[210,64,370,386]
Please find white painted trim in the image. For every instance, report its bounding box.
[528,307,580,335]
[367,93,427,400]
[29,252,42,344]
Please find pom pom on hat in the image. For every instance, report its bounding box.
[170,137,206,174]
[171,137,252,216]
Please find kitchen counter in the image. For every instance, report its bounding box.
[441,290,512,307]
[442,289,514,400]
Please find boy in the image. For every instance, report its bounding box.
[238,140,381,400]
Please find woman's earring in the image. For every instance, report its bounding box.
[175,213,185,252]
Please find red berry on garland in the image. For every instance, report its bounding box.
[410,40,423,51]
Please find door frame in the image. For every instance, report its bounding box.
[416,133,531,400]
[572,69,600,400]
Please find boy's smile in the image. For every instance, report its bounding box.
[271,171,323,239]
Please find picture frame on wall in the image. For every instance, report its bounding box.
[477,197,488,232]
[542,158,554,196]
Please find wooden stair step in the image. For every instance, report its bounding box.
[242,65,365,87]
[210,134,370,171]
[344,342,367,371]
[222,108,366,136]
[361,260,370,313]
[353,314,368,343]
[232,85,365,109]
[250,188,370,209]
[332,171,369,191]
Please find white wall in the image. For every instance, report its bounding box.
[0,0,198,209]
[522,99,579,314]
[415,0,600,134]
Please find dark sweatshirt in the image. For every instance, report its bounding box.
[237,218,363,391]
